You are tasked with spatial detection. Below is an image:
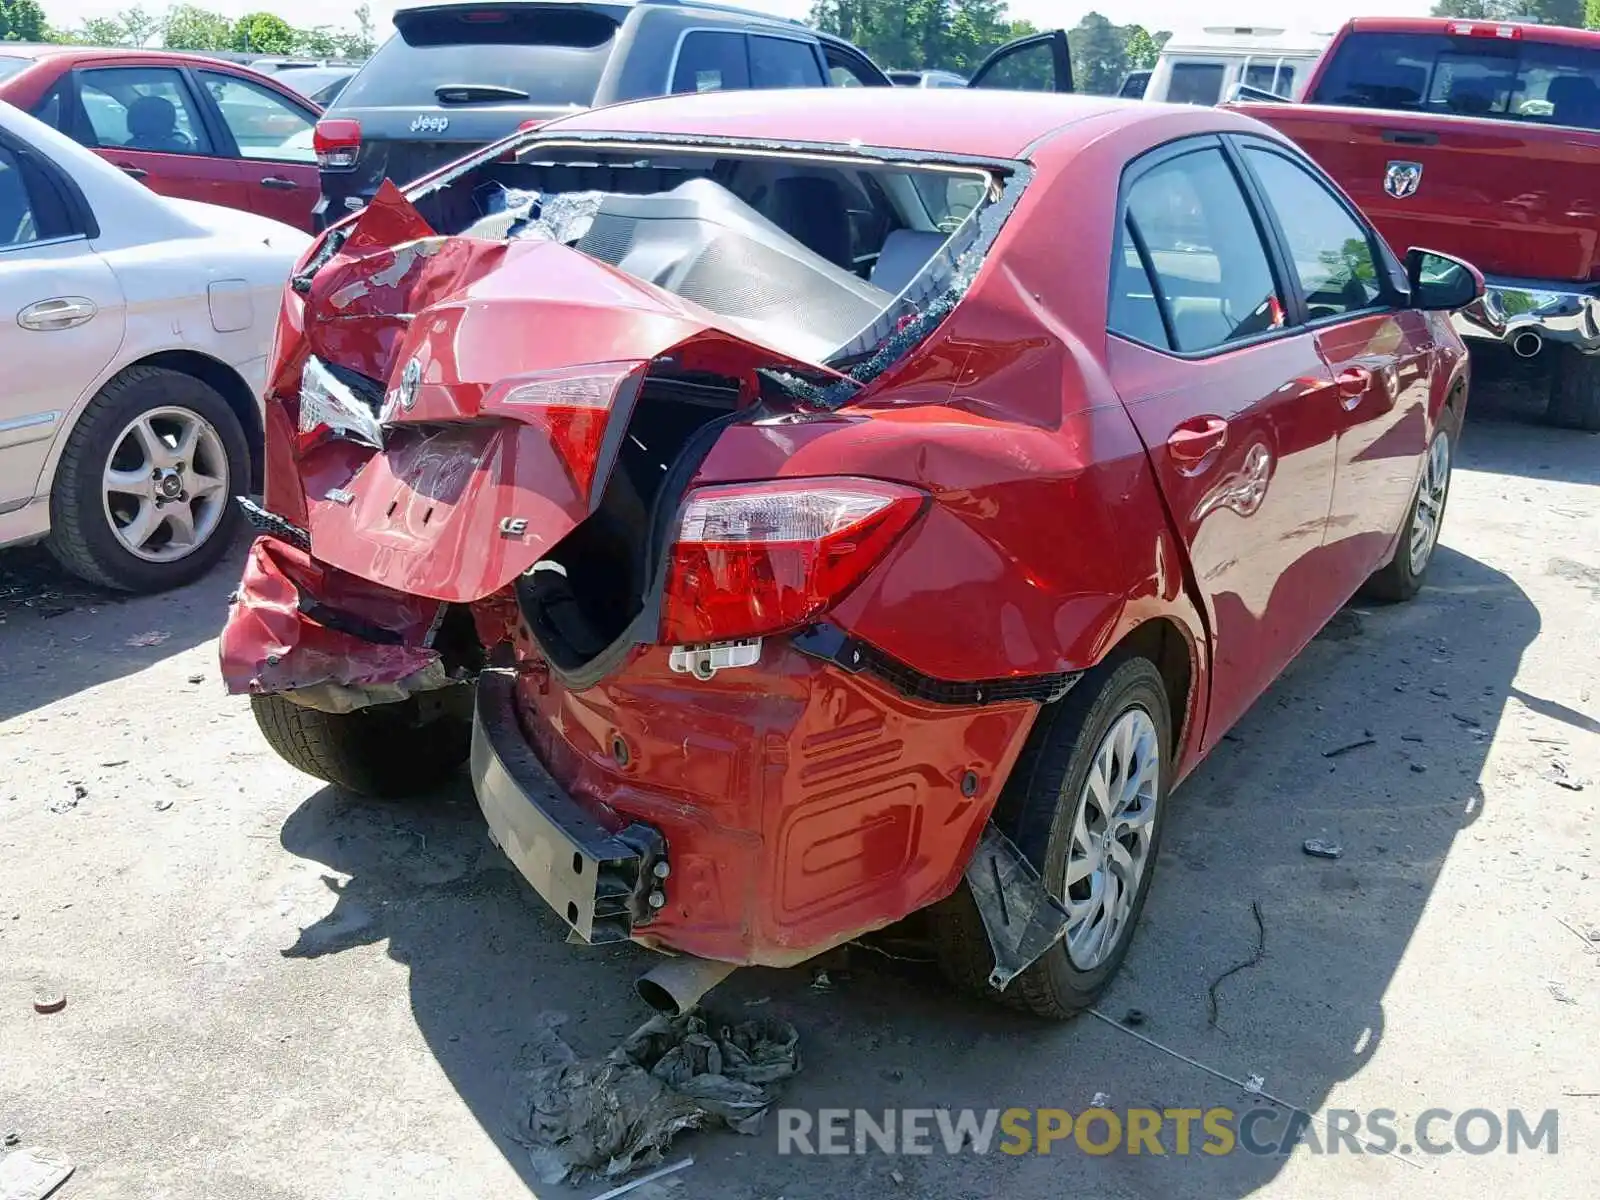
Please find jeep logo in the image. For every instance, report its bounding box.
[410,115,450,135]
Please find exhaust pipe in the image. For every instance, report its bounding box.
[1511,330,1544,359]
[636,954,736,1016]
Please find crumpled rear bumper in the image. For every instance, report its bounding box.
[219,534,450,713]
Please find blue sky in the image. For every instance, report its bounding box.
[41,0,1435,43]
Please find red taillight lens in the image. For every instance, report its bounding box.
[313,118,362,170]
[485,361,646,498]
[660,479,926,644]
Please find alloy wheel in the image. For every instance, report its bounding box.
[101,406,230,563]
[1062,707,1161,971]
[1408,433,1451,577]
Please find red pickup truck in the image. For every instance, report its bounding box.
[1231,16,1600,430]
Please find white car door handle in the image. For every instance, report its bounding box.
[18,297,98,331]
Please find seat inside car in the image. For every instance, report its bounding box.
[125,95,190,152]
[768,175,854,269]
[870,229,947,295]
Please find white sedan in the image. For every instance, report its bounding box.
[0,100,308,592]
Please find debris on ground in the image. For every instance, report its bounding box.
[1409,763,1428,774]
[1090,1092,1111,1107]
[1208,900,1266,1028]
[46,784,85,815]
[1244,1075,1266,1094]
[891,1169,906,1185]
[1322,738,1375,759]
[0,1135,15,1148]
[31,992,65,1015]
[1547,760,1587,792]
[1316,610,1364,641]
[1302,838,1343,860]
[1548,981,1578,1005]
[0,1146,73,1200]
[186,674,205,685]
[153,798,174,812]
[1122,1009,1146,1027]
[586,1155,694,1199]
[124,631,170,648]
[810,969,834,992]
[508,1010,801,1185]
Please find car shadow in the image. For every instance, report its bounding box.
[275,535,1537,1198]
[1465,351,1600,487]
[0,540,244,724]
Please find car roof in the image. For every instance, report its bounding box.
[393,0,808,25]
[1344,16,1600,47]
[0,43,281,69]
[546,87,1155,160]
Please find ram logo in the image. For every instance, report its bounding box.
[499,517,529,537]
[410,115,450,134]
[1384,160,1423,200]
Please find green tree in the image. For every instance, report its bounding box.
[232,10,295,53]
[162,4,232,50]
[1589,0,1600,27]
[0,0,49,40]
[296,24,340,56]
[76,15,127,44]
[1433,0,1584,21]
[338,1,376,57]
[1069,12,1127,95]
[1123,26,1169,71]
[117,4,157,46]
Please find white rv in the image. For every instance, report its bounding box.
[1144,26,1335,105]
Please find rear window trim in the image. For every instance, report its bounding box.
[662,26,825,95]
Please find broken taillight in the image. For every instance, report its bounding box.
[313,119,362,170]
[659,479,926,644]
[486,361,646,499]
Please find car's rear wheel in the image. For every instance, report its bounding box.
[1362,425,1452,603]
[931,656,1171,1019]
[250,693,470,799]
[46,367,248,592]
[1547,345,1600,431]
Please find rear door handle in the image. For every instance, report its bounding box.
[1168,416,1229,467]
[116,163,147,179]
[18,297,98,331]
[259,176,298,190]
[1336,367,1372,406]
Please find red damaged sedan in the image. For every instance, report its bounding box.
[221,87,1478,1019]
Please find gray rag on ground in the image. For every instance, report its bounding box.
[509,1009,801,1184]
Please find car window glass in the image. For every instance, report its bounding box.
[0,146,39,248]
[671,31,751,93]
[199,71,316,163]
[1167,62,1225,105]
[1121,147,1285,354]
[1244,147,1383,318]
[1109,217,1170,348]
[910,171,988,232]
[76,67,212,155]
[749,36,824,88]
[972,39,1057,89]
[31,82,65,131]
[1243,61,1296,97]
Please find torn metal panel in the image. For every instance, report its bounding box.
[964,822,1072,990]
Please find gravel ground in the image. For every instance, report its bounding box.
[1,376,1597,1200]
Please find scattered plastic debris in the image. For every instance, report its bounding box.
[1548,760,1587,792]
[1244,1074,1265,1094]
[124,631,170,648]
[586,1155,694,1200]
[0,1136,15,1149]
[47,784,85,815]
[1122,1009,1146,1027]
[153,798,174,812]
[1302,838,1343,860]
[890,1169,906,1185]
[1090,1092,1111,1107]
[1409,763,1428,774]
[1548,981,1578,1006]
[509,1010,800,1185]
[186,674,206,685]
[31,993,65,1015]
[0,1147,73,1200]
[1322,738,1375,759]
[810,969,834,992]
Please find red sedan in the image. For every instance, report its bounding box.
[0,46,321,230]
[219,84,1477,1018]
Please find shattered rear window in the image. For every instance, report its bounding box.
[410,139,1007,388]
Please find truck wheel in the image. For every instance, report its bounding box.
[46,367,249,592]
[250,693,470,798]
[1362,426,1452,603]
[1548,346,1600,431]
[930,656,1171,1020]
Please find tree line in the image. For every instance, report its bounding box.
[808,2,1171,92]
[0,0,377,58]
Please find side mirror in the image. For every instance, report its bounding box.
[1405,248,1484,312]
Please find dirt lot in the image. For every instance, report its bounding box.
[2,375,1597,1200]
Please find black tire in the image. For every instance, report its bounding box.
[1361,423,1454,603]
[45,366,249,592]
[1547,345,1600,432]
[250,693,470,799]
[931,656,1172,1019]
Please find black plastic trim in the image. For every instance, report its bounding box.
[791,623,1081,707]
